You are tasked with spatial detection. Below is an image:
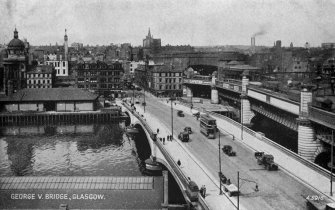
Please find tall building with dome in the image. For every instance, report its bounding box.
[2,28,29,95]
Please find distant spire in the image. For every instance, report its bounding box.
[148,27,151,38]
[14,27,18,39]
[64,28,68,41]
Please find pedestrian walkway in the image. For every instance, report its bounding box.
[129,98,246,210]
[0,176,153,190]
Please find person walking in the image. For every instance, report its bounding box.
[163,137,165,145]
[177,159,181,166]
[157,128,159,134]
[203,185,207,198]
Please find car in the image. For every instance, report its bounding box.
[177,110,184,117]
[184,127,192,134]
[178,131,189,142]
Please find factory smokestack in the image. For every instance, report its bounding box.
[251,37,255,47]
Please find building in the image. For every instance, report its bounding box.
[143,28,161,57]
[76,61,124,97]
[0,88,99,112]
[321,43,335,49]
[44,29,69,77]
[71,42,84,50]
[2,28,30,95]
[26,65,56,89]
[45,54,69,76]
[135,63,183,97]
[218,61,261,81]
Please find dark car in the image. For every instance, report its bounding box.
[177,110,184,117]
[184,127,192,134]
[178,131,189,142]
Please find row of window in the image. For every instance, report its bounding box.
[154,72,181,77]
[77,84,121,89]
[47,61,66,68]
[57,70,67,75]
[27,79,51,84]
[77,78,121,83]
[157,78,182,83]
[27,85,52,89]
[157,84,181,90]
[27,73,51,78]
[77,71,121,76]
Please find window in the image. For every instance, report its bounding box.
[63,62,66,67]
[63,70,65,75]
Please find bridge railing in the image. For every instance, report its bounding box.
[122,102,202,207]
[309,105,335,129]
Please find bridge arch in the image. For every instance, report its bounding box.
[130,122,192,205]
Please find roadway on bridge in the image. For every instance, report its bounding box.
[134,93,322,210]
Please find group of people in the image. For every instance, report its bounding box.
[156,128,173,145]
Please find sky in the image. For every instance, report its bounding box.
[1,0,335,47]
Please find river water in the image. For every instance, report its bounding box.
[0,123,142,177]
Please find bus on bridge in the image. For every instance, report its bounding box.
[200,114,217,139]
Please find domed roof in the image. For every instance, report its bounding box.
[7,28,25,50]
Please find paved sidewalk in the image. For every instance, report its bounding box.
[125,97,246,210]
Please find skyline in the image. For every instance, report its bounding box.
[1,0,335,47]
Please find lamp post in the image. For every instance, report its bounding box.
[331,130,334,196]
[237,171,259,210]
[218,129,223,195]
[169,97,176,140]
[143,88,146,113]
[240,95,244,140]
[132,85,135,105]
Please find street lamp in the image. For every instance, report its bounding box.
[218,129,223,195]
[240,95,245,140]
[143,88,146,113]
[169,97,176,140]
[237,171,259,210]
[132,85,135,105]
[330,130,334,196]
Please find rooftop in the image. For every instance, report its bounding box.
[0,88,99,102]
[27,65,54,74]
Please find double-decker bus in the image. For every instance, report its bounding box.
[200,114,217,139]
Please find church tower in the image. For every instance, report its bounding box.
[64,29,68,60]
[3,28,29,95]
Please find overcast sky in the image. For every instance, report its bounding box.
[1,0,334,47]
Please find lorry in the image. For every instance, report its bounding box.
[254,152,278,171]
[222,145,236,156]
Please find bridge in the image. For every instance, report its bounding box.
[183,76,335,164]
[120,101,238,210]
[119,92,335,210]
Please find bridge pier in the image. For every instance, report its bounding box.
[186,86,193,102]
[240,75,254,125]
[211,86,219,104]
[162,170,169,210]
[297,88,322,161]
[297,118,322,161]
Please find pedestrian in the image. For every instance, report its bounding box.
[157,128,159,134]
[200,186,204,197]
[167,135,169,141]
[170,135,173,140]
[177,159,181,166]
[159,137,162,142]
[203,185,206,198]
[163,138,165,145]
